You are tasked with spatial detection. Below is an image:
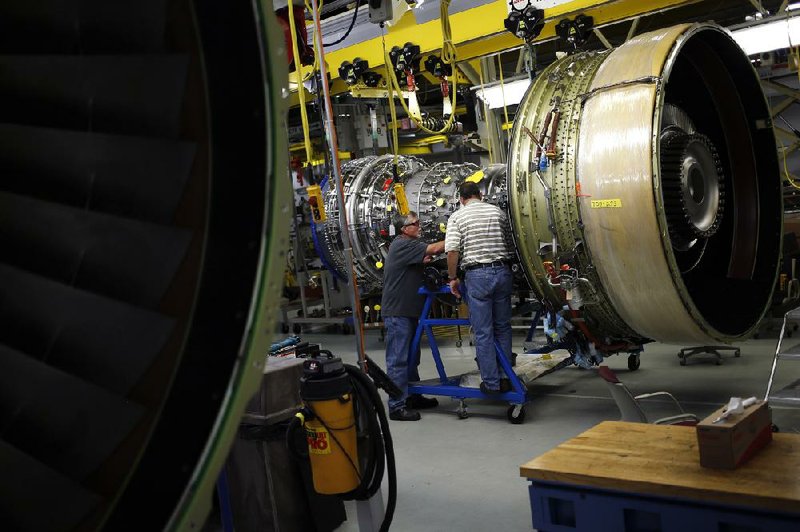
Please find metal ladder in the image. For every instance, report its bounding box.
[765,308,800,407]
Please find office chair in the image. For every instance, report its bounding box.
[597,366,699,425]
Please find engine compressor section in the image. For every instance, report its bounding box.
[310,154,506,294]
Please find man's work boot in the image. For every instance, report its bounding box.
[389,408,421,421]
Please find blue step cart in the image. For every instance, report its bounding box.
[407,285,530,424]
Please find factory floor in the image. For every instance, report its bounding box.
[297,325,800,532]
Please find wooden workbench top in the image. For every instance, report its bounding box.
[520,421,800,514]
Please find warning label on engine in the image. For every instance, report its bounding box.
[306,427,331,454]
[590,199,622,209]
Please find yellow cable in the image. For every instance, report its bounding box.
[304,0,323,14]
[478,61,495,164]
[304,0,326,82]
[287,2,314,166]
[796,46,800,86]
[382,0,457,135]
[440,0,457,65]
[497,53,510,129]
[383,50,457,135]
[778,47,800,191]
[382,33,400,167]
[300,0,320,81]
[778,135,800,190]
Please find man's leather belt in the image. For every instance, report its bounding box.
[463,261,510,271]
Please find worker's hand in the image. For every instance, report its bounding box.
[449,278,461,298]
[423,255,433,264]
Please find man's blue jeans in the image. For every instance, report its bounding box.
[464,265,513,389]
[384,316,420,412]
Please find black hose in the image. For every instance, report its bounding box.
[341,375,382,498]
[344,364,397,532]
[323,0,361,47]
[284,414,308,461]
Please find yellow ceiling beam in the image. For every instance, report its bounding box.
[287,0,699,106]
[320,0,699,79]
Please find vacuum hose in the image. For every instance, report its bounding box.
[343,363,397,532]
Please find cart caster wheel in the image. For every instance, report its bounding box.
[456,400,469,419]
[772,423,780,433]
[734,349,741,358]
[679,357,687,366]
[469,341,474,346]
[281,323,289,334]
[456,399,469,419]
[627,353,641,371]
[507,405,525,424]
[292,324,302,334]
[342,323,351,335]
[715,359,722,365]
[456,340,462,348]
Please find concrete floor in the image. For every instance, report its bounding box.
[296,327,800,532]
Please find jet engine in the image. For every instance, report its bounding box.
[508,23,781,346]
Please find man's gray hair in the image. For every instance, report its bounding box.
[393,211,418,234]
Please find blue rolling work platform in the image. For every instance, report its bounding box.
[407,285,529,424]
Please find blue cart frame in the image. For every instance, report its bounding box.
[407,285,529,423]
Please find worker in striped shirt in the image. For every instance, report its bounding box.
[445,181,515,394]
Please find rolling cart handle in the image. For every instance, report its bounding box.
[417,285,456,295]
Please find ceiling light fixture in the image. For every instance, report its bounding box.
[475,78,532,110]
[730,11,800,55]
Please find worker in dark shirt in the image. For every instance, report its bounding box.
[381,211,445,421]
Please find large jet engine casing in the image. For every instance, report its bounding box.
[508,23,782,345]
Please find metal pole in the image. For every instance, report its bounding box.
[322,270,331,318]
[310,6,386,532]
[309,0,367,368]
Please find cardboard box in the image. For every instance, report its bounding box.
[696,400,772,469]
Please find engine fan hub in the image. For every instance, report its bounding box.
[660,131,725,246]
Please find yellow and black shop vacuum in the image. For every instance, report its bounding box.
[299,355,359,494]
[287,350,398,532]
